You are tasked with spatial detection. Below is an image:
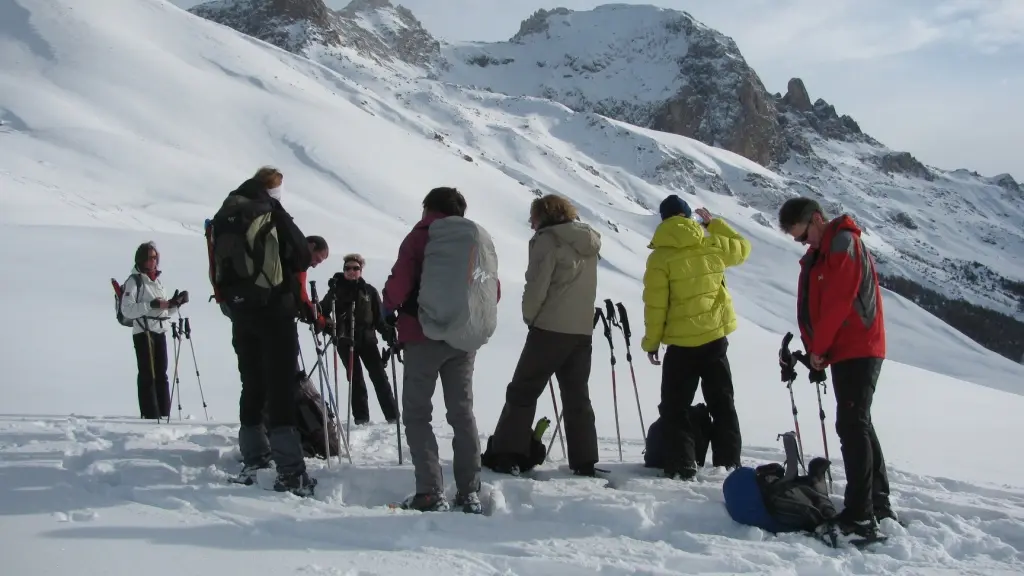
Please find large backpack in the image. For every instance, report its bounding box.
[417,216,499,352]
[723,431,837,534]
[643,403,713,469]
[206,194,284,313]
[110,274,143,328]
[295,375,341,460]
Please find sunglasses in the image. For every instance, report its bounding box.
[795,227,809,243]
[344,265,361,272]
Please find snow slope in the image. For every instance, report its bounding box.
[2,0,1024,573]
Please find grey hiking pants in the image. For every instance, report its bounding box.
[402,339,481,496]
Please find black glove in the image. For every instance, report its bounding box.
[169,290,189,307]
[384,310,398,327]
[808,368,827,384]
[779,346,797,382]
[382,325,397,346]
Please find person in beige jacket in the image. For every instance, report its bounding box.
[484,194,602,477]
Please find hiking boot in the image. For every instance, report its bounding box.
[832,510,880,540]
[454,491,483,515]
[399,491,449,512]
[273,470,317,497]
[665,463,698,481]
[229,461,271,486]
[875,506,903,526]
[572,464,597,477]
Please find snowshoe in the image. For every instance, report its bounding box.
[273,471,317,497]
[229,461,271,486]
[454,491,483,515]
[572,464,597,477]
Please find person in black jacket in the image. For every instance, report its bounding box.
[323,253,398,424]
[218,166,316,497]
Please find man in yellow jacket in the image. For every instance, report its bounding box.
[641,194,751,480]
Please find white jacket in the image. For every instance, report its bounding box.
[120,267,177,335]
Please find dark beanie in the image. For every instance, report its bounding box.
[659,194,692,220]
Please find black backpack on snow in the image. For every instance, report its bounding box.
[643,403,713,469]
[207,193,284,313]
[295,375,341,460]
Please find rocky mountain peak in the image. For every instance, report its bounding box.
[339,0,393,12]
[782,78,812,112]
[189,0,440,69]
[511,7,574,43]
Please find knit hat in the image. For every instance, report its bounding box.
[659,194,692,220]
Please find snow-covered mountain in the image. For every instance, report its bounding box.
[4,0,1024,573]
[187,0,1024,362]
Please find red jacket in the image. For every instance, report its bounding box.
[382,212,501,344]
[297,271,327,331]
[797,215,885,365]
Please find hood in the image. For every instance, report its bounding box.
[540,221,602,257]
[647,215,705,249]
[131,264,159,281]
[817,214,862,252]
[231,178,274,203]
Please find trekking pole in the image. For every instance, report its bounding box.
[182,318,209,421]
[596,307,623,461]
[546,410,564,462]
[779,333,806,474]
[311,281,353,465]
[794,349,834,493]
[346,301,355,440]
[145,328,161,425]
[613,301,646,442]
[546,378,567,461]
[169,319,184,422]
[309,281,333,468]
[388,341,404,465]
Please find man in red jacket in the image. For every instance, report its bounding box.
[382,187,500,515]
[778,197,896,539]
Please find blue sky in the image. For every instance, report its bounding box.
[179,0,1024,180]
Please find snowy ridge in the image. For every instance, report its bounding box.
[3,0,1024,572]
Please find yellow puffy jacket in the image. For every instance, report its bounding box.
[640,215,751,352]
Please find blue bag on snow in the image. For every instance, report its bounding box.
[723,467,788,533]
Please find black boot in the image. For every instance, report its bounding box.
[273,470,317,497]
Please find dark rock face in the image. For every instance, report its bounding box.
[649,17,787,166]
[875,152,935,181]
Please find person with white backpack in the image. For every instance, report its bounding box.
[117,241,189,419]
[382,187,500,514]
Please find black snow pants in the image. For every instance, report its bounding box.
[659,337,742,474]
[830,357,892,521]
[339,340,398,423]
[133,331,170,419]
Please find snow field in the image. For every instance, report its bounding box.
[3,416,1024,575]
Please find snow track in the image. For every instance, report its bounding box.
[3,416,1022,575]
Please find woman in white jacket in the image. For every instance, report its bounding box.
[119,241,188,419]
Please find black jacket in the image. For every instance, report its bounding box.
[223,178,311,316]
[323,276,389,345]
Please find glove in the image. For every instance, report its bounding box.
[383,310,398,327]
[382,325,398,346]
[808,368,828,384]
[169,290,189,307]
[779,346,797,382]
